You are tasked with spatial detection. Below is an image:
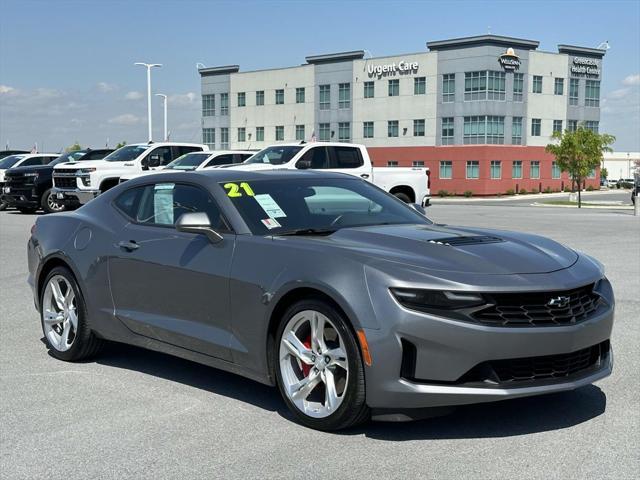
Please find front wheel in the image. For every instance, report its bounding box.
[274,299,369,431]
[0,200,7,211]
[41,188,65,214]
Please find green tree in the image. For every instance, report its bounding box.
[66,141,82,152]
[600,167,608,180]
[545,126,615,207]
[115,141,127,149]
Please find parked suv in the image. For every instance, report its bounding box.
[0,150,29,160]
[0,154,59,211]
[52,142,207,207]
[2,149,113,214]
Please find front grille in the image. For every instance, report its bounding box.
[54,176,77,189]
[472,283,600,327]
[484,341,609,383]
[5,174,32,187]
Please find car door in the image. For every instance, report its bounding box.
[108,181,235,360]
[143,146,173,170]
[326,146,369,179]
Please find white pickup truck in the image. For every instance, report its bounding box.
[52,142,207,206]
[217,142,430,205]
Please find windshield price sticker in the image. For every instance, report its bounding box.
[254,194,287,218]
[224,182,255,197]
[261,218,281,229]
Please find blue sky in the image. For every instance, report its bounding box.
[1,0,639,152]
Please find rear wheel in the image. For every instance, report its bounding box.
[0,200,6,211]
[393,192,411,203]
[274,299,369,431]
[41,188,65,214]
[40,267,103,361]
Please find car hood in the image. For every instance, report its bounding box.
[53,160,113,171]
[7,164,53,173]
[290,224,579,275]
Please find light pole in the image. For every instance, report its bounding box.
[134,62,162,142]
[155,94,167,141]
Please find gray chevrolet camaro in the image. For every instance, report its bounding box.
[27,169,614,431]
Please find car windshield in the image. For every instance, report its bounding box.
[104,145,149,162]
[50,151,87,166]
[244,146,303,165]
[165,153,211,170]
[0,155,26,169]
[220,177,431,235]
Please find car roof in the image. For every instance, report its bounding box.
[126,142,206,148]
[270,142,363,148]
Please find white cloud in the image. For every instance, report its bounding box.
[622,74,640,86]
[125,91,143,100]
[608,88,631,100]
[168,92,197,106]
[0,85,18,95]
[107,114,142,125]
[97,82,117,93]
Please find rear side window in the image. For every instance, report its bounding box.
[177,146,203,156]
[234,154,252,163]
[205,154,234,167]
[114,186,145,219]
[331,146,363,169]
[21,157,47,166]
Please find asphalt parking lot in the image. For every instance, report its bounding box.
[1,198,638,480]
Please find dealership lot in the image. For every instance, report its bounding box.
[1,203,638,479]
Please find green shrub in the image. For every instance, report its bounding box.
[544,187,552,194]
[506,189,515,195]
[463,190,473,198]
[530,188,538,194]
[437,190,449,197]
[519,188,528,195]
[586,185,595,191]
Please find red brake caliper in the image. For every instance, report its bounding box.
[300,335,312,377]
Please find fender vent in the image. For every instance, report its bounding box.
[428,235,503,246]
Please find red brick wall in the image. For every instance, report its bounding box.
[368,145,600,196]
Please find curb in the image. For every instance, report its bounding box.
[531,202,633,210]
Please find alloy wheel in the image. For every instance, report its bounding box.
[46,192,64,212]
[279,310,349,418]
[42,275,78,352]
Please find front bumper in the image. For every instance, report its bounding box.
[421,195,431,207]
[52,188,99,206]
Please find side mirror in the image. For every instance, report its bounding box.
[296,159,312,170]
[148,155,161,168]
[175,212,223,244]
[141,157,149,170]
[409,203,426,215]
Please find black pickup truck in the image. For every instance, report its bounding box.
[2,149,113,213]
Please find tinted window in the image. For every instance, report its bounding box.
[331,146,363,169]
[0,155,25,169]
[177,146,203,156]
[21,156,48,166]
[205,154,234,167]
[146,146,173,166]
[114,186,145,219]
[298,147,329,169]
[105,145,149,162]
[81,150,113,160]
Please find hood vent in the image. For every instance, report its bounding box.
[428,235,503,246]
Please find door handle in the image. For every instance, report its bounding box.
[118,240,140,252]
[360,173,370,179]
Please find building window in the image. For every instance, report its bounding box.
[487,71,506,100]
[296,87,305,104]
[237,92,246,107]
[414,77,426,95]
[585,80,600,107]
[338,83,351,108]
[532,75,542,94]
[363,121,374,139]
[256,90,264,106]
[466,160,480,179]
[295,124,305,141]
[443,74,455,102]
[530,161,540,179]
[387,120,399,137]
[388,79,399,97]
[256,126,264,142]
[513,73,524,102]
[440,160,452,179]
[531,118,541,137]
[220,127,229,149]
[202,94,215,116]
[490,160,501,179]
[202,128,215,148]
[237,127,246,142]
[412,161,425,167]
[464,71,487,100]
[319,85,330,110]
[364,81,374,99]
[486,116,505,144]
[554,78,564,95]
[441,117,454,145]
[512,160,522,179]
[553,120,563,134]
[585,121,599,133]
[588,168,596,179]
[567,120,578,132]
[387,160,398,167]
[319,123,330,141]
[413,119,425,137]
[569,79,579,106]
[552,161,561,179]
[338,122,351,142]
[275,89,284,105]
[512,117,523,145]
[463,116,486,144]
[275,125,284,141]
[220,93,229,115]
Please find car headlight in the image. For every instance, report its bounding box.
[81,177,91,187]
[80,168,96,173]
[390,288,485,313]
[24,172,39,178]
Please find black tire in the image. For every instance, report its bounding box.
[274,298,369,431]
[17,207,37,214]
[41,188,66,214]
[393,192,411,203]
[40,266,103,361]
[0,200,6,211]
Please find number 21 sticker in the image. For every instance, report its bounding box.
[224,182,255,197]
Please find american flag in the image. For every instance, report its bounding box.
[310,130,316,142]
